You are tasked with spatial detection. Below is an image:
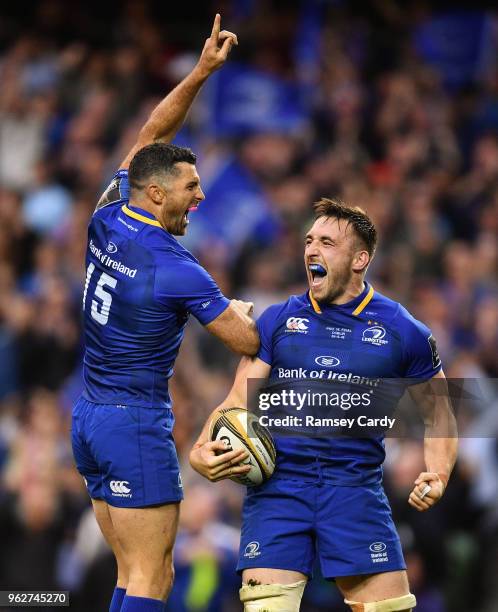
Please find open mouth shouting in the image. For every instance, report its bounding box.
[308,262,327,290]
[183,202,200,225]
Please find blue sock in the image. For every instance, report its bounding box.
[120,595,165,611]
[109,587,126,612]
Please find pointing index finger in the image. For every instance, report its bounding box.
[210,13,221,41]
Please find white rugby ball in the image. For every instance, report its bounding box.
[209,407,276,486]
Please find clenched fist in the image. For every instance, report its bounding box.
[408,472,446,512]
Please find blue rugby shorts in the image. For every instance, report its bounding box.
[71,396,183,507]
[237,477,405,579]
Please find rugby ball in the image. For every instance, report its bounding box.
[209,407,276,486]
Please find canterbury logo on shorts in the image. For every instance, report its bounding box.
[110,480,132,497]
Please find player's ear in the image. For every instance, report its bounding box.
[352,250,370,272]
[147,183,165,205]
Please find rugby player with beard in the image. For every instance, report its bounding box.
[72,16,258,612]
[191,199,457,612]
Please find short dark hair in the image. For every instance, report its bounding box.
[313,197,377,257]
[128,143,196,190]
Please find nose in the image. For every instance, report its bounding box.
[306,241,320,258]
[196,187,205,202]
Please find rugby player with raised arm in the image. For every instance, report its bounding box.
[71,15,259,612]
[191,199,458,612]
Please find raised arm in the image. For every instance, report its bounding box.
[119,14,238,170]
[406,370,458,511]
[190,356,271,482]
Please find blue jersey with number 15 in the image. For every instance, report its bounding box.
[82,170,229,410]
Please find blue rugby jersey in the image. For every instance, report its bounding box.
[256,283,442,484]
[82,170,229,409]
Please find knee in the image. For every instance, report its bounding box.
[128,556,174,599]
[344,593,416,612]
[240,581,306,612]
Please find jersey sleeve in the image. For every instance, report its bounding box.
[402,315,442,381]
[94,170,130,213]
[155,259,229,325]
[256,305,281,365]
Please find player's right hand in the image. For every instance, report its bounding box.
[189,440,251,482]
[231,299,254,316]
[408,472,445,511]
[196,14,238,77]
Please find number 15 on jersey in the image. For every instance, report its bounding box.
[83,263,118,326]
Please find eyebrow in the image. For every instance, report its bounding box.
[305,234,336,242]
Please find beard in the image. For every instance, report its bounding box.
[321,261,354,303]
[170,219,187,236]
[161,207,188,236]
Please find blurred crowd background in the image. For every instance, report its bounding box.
[0,0,497,610]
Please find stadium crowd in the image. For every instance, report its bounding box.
[0,1,496,610]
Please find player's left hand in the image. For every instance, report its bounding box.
[196,14,238,77]
[408,472,445,511]
[231,299,254,317]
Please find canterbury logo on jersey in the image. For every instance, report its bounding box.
[286,317,309,333]
[110,480,132,497]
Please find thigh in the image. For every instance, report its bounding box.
[108,502,180,565]
[336,570,410,602]
[92,498,123,555]
[87,404,183,508]
[316,484,406,580]
[237,479,316,577]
